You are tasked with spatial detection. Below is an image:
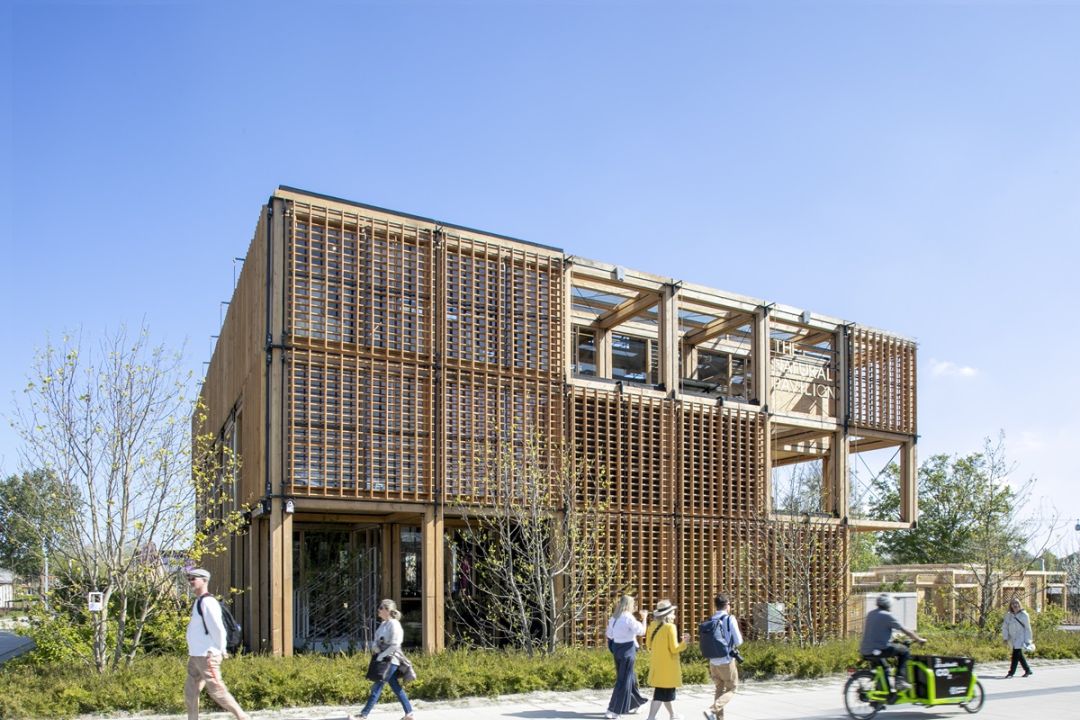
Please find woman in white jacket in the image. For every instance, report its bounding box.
[1001,597,1034,678]
[352,599,415,720]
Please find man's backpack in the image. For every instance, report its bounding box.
[699,614,730,660]
[196,595,244,654]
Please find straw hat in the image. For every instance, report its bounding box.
[652,599,677,618]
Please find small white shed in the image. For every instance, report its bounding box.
[860,591,918,631]
[0,570,14,609]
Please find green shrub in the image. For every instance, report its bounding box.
[2,629,1078,719]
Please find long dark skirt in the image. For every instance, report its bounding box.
[608,640,647,715]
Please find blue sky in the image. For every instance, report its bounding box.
[2,1,1078,549]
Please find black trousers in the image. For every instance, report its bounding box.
[1008,647,1032,676]
[876,642,911,681]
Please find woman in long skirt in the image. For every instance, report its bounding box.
[605,594,648,719]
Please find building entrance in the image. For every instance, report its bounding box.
[292,526,380,652]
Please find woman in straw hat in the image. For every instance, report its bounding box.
[605,594,648,719]
[644,599,689,720]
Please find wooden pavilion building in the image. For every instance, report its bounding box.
[198,186,918,655]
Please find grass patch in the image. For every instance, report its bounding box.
[2,630,1079,719]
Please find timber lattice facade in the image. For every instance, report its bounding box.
[199,186,918,655]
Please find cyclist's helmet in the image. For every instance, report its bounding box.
[876,593,892,610]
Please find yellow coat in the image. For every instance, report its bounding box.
[646,620,687,688]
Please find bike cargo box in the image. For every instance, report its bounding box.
[912,655,975,701]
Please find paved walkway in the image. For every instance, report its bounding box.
[88,659,1080,720]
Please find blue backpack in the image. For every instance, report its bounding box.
[699,614,731,659]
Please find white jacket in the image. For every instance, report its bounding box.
[373,618,405,665]
[187,594,226,656]
[1001,610,1033,650]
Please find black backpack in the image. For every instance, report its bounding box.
[196,595,244,654]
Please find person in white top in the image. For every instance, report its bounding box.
[351,598,415,720]
[183,569,249,720]
[605,594,648,719]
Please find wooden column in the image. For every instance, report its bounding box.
[754,306,771,408]
[836,327,850,519]
[660,284,680,393]
[266,195,289,655]
[901,440,918,525]
[422,505,445,652]
[597,330,612,378]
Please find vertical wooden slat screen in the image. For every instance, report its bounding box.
[442,369,562,503]
[849,328,917,434]
[575,511,676,645]
[678,402,765,519]
[571,388,670,515]
[287,202,436,363]
[442,232,563,380]
[287,348,433,501]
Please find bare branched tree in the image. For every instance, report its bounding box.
[961,434,1059,627]
[9,326,247,671]
[447,431,623,655]
[769,462,849,646]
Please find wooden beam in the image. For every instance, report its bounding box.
[773,428,832,445]
[592,291,659,331]
[683,313,752,347]
[849,518,916,532]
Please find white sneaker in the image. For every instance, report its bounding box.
[606,713,619,719]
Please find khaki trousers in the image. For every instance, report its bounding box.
[709,661,739,718]
[184,654,248,720]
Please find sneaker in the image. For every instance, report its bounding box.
[606,713,619,720]
[1023,671,1033,677]
[1005,673,1014,678]
[895,678,911,691]
[703,713,717,720]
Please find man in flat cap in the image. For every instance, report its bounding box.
[184,568,250,720]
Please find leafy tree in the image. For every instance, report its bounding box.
[871,435,1056,627]
[871,454,983,564]
[8,326,247,671]
[0,469,72,584]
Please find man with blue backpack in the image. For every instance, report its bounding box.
[699,594,743,720]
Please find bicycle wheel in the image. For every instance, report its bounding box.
[961,680,985,714]
[844,670,883,720]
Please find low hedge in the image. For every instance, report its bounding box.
[2,630,1079,719]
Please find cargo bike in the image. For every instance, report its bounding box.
[843,641,985,718]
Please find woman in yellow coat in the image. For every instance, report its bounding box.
[645,600,689,720]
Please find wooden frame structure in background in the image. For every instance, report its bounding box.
[198,186,918,655]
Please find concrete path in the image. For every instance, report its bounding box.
[87,659,1079,720]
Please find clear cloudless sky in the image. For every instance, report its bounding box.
[2,0,1078,551]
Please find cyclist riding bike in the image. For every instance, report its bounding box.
[859,593,926,691]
